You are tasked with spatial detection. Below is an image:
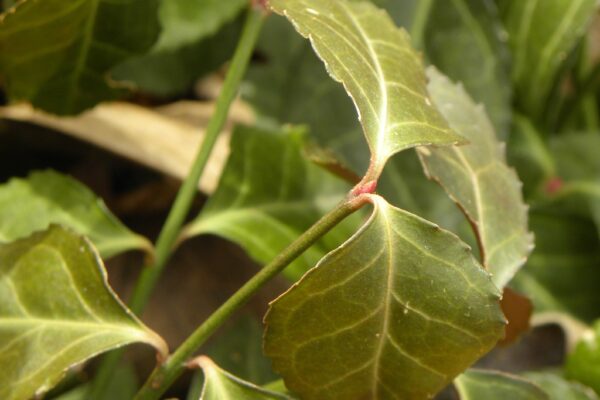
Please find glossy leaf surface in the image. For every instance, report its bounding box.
[264,195,504,400]
[0,226,166,400]
[185,125,357,281]
[0,170,151,259]
[419,68,532,288]
[0,0,160,114]
[425,0,511,137]
[268,0,463,175]
[500,0,597,117]
[455,370,548,399]
[191,356,291,400]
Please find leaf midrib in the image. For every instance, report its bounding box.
[371,203,395,399]
[338,1,388,161]
[0,317,140,333]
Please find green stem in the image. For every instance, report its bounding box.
[129,7,264,315]
[410,0,433,49]
[134,196,368,400]
[89,7,265,398]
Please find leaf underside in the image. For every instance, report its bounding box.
[268,0,464,174]
[264,195,504,400]
[0,225,166,400]
[419,68,532,288]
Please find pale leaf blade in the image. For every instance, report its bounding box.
[0,0,160,114]
[0,170,151,259]
[264,195,504,400]
[191,356,292,400]
[418,68,533,288]
[0,101,254,194]
[0,225,167,400]
[455,370,548,400]
[268,0,464,174]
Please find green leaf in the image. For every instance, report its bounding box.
[112,0,245,96]
[424,0,512,138]
[0,225,167,400]
[204,315,277,385]
[264,195,504,400]
[154,0,246,51]
[418,68,532,288]
[455,370,548,399]
[548,133,600,235]
[499,0,597,117]
[0,0,161,115]
[511,210,600,322]
[507,115,556,197]
[52,365,138,400]
[243,15,368,173]
[378,150,476,248]
[190,356,292,400]
[566,320,600,394]
[0,170,151,259]
[524,372,599,400]
[184,125,357,281]
[510,133,600,322]
[268,0,464,176]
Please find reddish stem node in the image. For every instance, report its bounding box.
[251,0,269,11]
[545,176,563,195]
[352,180,378,196]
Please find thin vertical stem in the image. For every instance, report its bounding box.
[410,0,434,49]
[89,6,266,398]
[129,6,265,315]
